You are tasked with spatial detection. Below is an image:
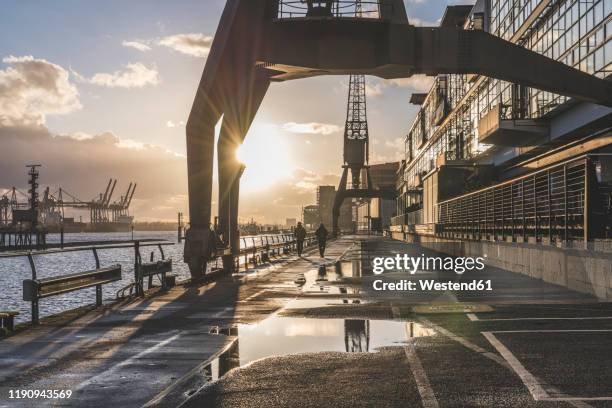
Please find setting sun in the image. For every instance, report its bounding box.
[236,124,294,192]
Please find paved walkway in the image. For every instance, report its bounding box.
[0,238,351,408]
[1,236,611,408]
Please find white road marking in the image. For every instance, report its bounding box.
[404,346,440,408]
[392,306,439,408]
[418,317,508,367]
[73,330,183,392]
[483,330,612,403]
[244,289,267,301]
[212,307,234,317]
[419,318,595,407]
[481,331,549,401]
[467,314,612,322]
[489,329,612,333]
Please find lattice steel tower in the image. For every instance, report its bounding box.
[343,74,369,189]
[333,70,381,234]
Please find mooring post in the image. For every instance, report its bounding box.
[157,244,167,290]
[27,253,39,325]
[178,212,183,243]
[148,251,154,289]
[92,247,102,306]
[91,247,102,307]
[134,241,141,296]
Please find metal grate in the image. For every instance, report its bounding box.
[437,157,589,242]
[277,1,388,19]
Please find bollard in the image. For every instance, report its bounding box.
[134,241,141,296]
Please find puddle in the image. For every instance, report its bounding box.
[236,316,433,363]
[297,264,366,299]
[199,314,435,386]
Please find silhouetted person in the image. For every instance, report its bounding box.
[315,223,328,257]
[294,222,307,256]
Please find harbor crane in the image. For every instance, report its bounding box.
[183,0,612,278]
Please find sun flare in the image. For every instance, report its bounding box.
[236,124,293,192]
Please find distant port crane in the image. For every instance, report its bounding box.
[0,167,136,227]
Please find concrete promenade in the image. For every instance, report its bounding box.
[1,236,611,408]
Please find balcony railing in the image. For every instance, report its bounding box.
[437,156,592,243]
[277,1,390,19]
[391,209,423,226]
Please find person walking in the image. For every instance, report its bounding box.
[294,222,307,257]
[315,223,328,258]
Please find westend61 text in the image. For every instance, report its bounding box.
[373,279,493,292]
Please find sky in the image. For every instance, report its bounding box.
[0,0,462,224]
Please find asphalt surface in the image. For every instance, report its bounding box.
[1,235,611,408]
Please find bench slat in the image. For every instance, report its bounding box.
[139,260,172,277]
[23,266,122,301]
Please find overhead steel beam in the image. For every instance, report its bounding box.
[260,20,612,105]
[185,0,612,277]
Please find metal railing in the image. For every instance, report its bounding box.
[0,241,173,325]
[277,1,389,19]
[391,209,423,227]
[437,157,590,243]
[234,233,317,271]
[390,214,405,226]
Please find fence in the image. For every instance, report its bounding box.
[234,233,317,270]
[0,241,173,325]
[391,209,423,227]
[437,156,593,243]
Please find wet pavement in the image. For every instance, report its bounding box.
[1,235,611,407]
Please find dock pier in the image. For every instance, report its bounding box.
[1,235,611,407]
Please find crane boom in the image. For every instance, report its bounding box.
[126,183,136,208]
[105,179,117,206]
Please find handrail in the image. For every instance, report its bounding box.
[233,233,317,271]
[0,240,174,259]
[437,154,588,207]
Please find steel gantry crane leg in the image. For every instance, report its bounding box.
[184,0,612,278]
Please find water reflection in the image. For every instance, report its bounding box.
[300,264,363,301]
[204,315,435,385]
[344,319,369,352]
[204,340,240,383]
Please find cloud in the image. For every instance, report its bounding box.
[282,122,342,135]
[76,63,159,88]
[363,75,435,98]
[361,74,435,98]
[122,40,151,52]
[0,55,81,127]
[166,120,184,128]
[408,17,440,27]
[385,76,435,93]
[385,137,404,150]
[158,33,213,57]
[366,83,385,97]
[0,124,187,221]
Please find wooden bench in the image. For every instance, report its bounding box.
[0,311,19,333]
[138,259,173,293]
[23,265,122,325]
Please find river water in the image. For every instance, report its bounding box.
[1,231,195,324]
